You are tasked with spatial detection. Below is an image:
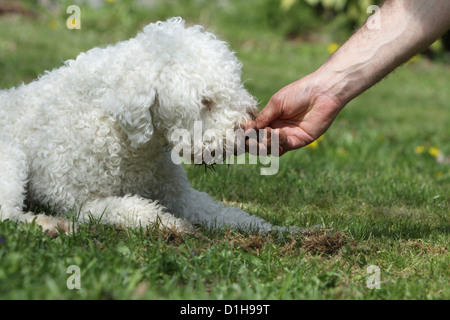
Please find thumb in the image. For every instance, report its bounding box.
[255,98,282,129]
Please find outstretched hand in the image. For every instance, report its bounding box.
[245,74,343,156]
[245,0,450,157]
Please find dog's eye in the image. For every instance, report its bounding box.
[201,98,213,111]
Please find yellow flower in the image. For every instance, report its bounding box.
[280,0,296,11]
[48,19,59,30]
[433,171,444,178]
[306,135,324,149]
[428,147,441,158]
[337,147,347,156]
[408,54,421,63]
[306,140,319,149]
[414,145,425,154]
[327,42,339,54]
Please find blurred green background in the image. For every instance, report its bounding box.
[1,0,449,88]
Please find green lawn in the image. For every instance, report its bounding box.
[0,1,448,300]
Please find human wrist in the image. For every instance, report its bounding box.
[310,61,364,109]
[313,0,450,107]
[313,38,399,106]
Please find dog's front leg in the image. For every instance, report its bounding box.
[0,133,74,237]
[174,188,281,233]
[78,195,193,232]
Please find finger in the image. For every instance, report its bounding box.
[254,127,287,157]
[276,128,288,151]
[266,128,288,157]
[270,128,309,156]
[255,98,282,129]
[243,118,257,133]
[245,137,264,156]
[245,127,291,157]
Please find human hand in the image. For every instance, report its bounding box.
[246,73,343,156]
[245,0,450,158]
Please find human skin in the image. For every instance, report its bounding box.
[247,0,450,156]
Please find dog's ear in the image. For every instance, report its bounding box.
[101,88,156,148]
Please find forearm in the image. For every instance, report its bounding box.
[315,0,450,106]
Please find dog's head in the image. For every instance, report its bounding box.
[103,18,258,163]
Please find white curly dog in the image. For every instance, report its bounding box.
[0,18,286,236]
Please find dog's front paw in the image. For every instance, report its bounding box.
[154,214,195,234]
[33,215,77,238]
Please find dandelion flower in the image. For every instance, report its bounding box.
[414,145,425,154]
[48,19,58,30]
[307,140,319,149]
[280,0,296,11]
[306,135,324,149]
[428,147,441,158]
[433,171,444,178]
[327,42,339,54]
[337,147,347,155]
[407,54,421,64]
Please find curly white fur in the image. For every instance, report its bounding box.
[0,17,284,235]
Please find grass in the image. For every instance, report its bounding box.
[0,1,448,300]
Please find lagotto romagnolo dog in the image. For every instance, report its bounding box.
[0,17,288,236]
